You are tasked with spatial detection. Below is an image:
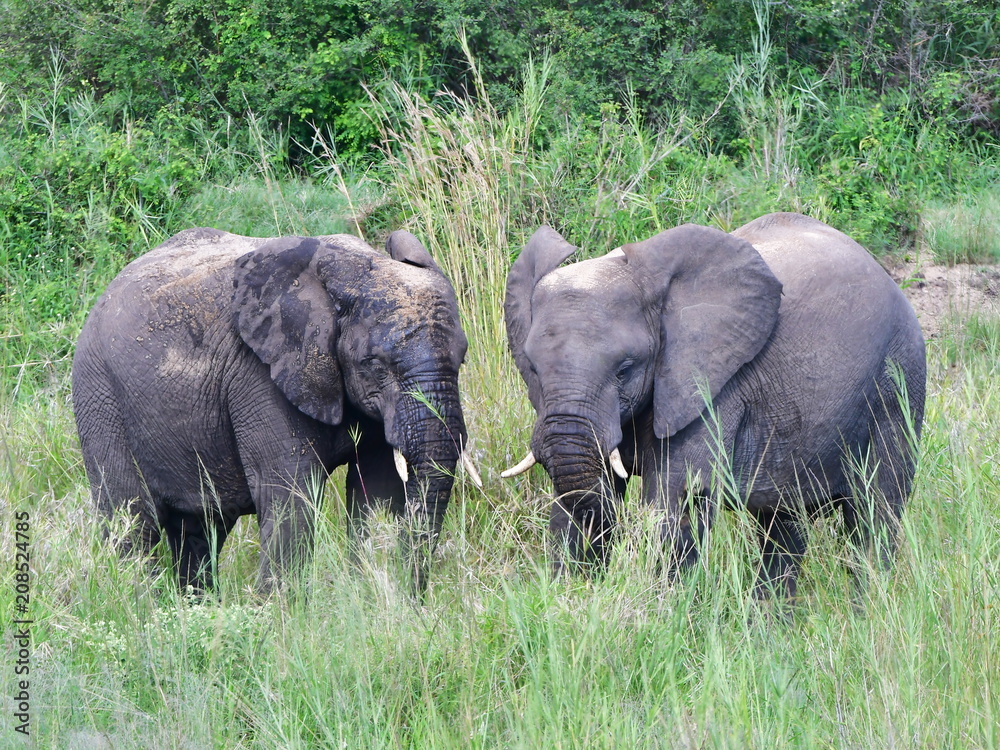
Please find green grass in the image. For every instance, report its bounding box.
[2,62,1000,748]
[922,190,1000,265]
[2,321,1000,747]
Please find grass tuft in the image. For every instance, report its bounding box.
[5,326,998,746]
[922,190,1000,265]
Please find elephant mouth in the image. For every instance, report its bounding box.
[384,377,481,489]
[503,413,629,482]
[501,446,628,480]
[391,444,482,489]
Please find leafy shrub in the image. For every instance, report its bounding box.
[0,84,205,388]
[5,0,995,161]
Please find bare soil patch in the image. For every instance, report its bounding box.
[887,259,1000,337]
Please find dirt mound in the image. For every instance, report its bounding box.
[887,260,1000,337]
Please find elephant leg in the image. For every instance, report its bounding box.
[867,393,915,571]
[657,490,716,576]
[753,508,808,599]
[841,485,904,601]
[77,388,162,560]
[162,510,232,592]
[841,493,903,571]
[105,487,162,563]
[842,384,914,595]
[233,401,337,593]
[841,490,901,611]
[253,473,324,595]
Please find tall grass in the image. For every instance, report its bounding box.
[364,48,704,479]
[2,319,1000,746]
[729,0,822,185]
[922,190,1000,265]
[363,48,552,482]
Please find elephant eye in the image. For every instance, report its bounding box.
[367,359,389,382]
[616,359,637,381]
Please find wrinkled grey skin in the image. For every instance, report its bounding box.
[505,212,926,597]
[73,228,469,595]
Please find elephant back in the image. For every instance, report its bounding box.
[733,212,918,338]
[113,229,267,294]
[727,212,925,475]
[79,230,260,355]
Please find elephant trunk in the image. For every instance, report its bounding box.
[395,374,465,594]
[533,414,622,570]
[534,414,618,495]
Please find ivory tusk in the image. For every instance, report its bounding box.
[609,448,629,479]
[393,449,409,484]
[500,451,536,479]
[461,449,484,489]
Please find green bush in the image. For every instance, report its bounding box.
[4,1,995,161]
[0,0,443,158]
[0,121,199,260]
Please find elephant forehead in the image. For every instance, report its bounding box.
[535,257,634,305]
[316,233,378,255]
[372,265,453,313]
[357,268,461,347]
[381,262,443,293]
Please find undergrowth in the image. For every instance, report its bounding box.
[1,320,998,746]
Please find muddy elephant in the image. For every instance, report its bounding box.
[503,212,926,598]
[73,227,480,595]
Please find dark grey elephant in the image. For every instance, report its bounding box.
[73,227,480,595]
[503,212,926,598]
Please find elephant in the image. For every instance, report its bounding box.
[72,227,480,595]
[503,212,926,599]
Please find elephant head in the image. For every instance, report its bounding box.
[233,231,474,591]
[503,224,782,568]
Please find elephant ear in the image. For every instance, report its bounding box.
[386,230,442,273]
[504,226,577,404]
[234,236,345,425]
[622,224,782,439]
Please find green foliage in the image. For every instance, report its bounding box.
[0,115,199,262]
[3,0,997,162]
[939,313,1000,366]
[0,72,199,385]
[0,0,445,158]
